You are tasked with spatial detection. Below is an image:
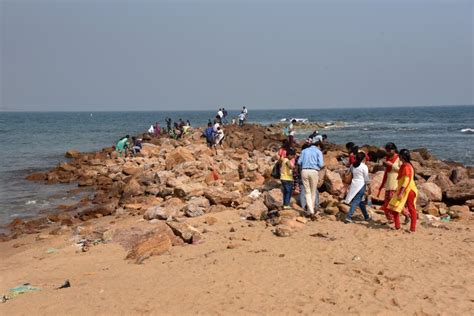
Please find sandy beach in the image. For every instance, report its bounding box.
[1,208,473,315]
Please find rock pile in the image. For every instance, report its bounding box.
[3,124,473,243]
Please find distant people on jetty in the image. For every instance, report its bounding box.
[343,152,372,223]
[280,148,296,209]
[154,122,161,137]
[386,149,418,232]
[238,111,246,126]
[242,106,248,119]
[116,135,129,157]
[285,119,297,145]
[148,124,155,135]
[203,122,214,148]
[297,140,324,217]
[166,117,172,133]
[222,108,229,124]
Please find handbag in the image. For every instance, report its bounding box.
[271,161,281,179]
[342,167,353,185]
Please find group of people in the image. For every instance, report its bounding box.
[278,133,418,232]
[215,106,248,127]
[203,119,225,153]
[115,135,143,157]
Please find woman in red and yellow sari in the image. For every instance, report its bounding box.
[387,149,418,232]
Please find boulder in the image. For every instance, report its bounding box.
[65,149,81,159]
[323,151,342,170]
[450,167,469,184]
[369,171,385,202]
[324,206,339,215]
[337,203,350,214]
[423,202,440,217]
[125,229,174,264]
[183,204,205,217]
[144,205,179,221]
[427,174,453,192]
[448,205,471,220]
[166,222,202,244]
[173,183,206,198]
[204,187,241,207]
[263,188,283,210]
[418,182,442,203]
[324,169,344,196]
[240,199,268,220]
[274,225,292,237]
[122,178,143,198]
[445,179,474,204]
[165,147,196,170]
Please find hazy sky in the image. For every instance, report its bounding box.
[1,0,472,111]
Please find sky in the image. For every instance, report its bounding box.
[0,0,473,111]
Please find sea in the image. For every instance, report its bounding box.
[0,105,473,227]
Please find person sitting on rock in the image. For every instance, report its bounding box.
[131,137,142,155]
[116,135,129,157]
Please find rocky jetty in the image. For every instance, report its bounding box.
[3,124,473,255]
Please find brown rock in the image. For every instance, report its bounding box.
[423,202,440,217]
[324,206,339,215]
[427,174,453,192]
[418,182,442,205]
[165,147,196,170]
[65,149,81,158]
[125,230,173,264]
[26,172,46,181]
[445,179,474,203]
[448,205,471,220]
[122,178,143,198]
[274,225,292,237]
[204,187,241,207]
[240,199,268,220]
[263,188,284,210]
[324,169,344,196]
[450,167,469,184]
[369,171,385,202]
[166,222,202,244]
[173,182,206,198]
[337,203,350,214]
[204,216,218,225]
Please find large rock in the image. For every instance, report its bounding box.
[204,187,241,207]
[166,222,202,244]
[125,229,174,264]
[263,188,283,210]
[140,143,160,157]
[418,182,442,203]
[423,202,440,217]
[324,169,344,196]
[323,151,342,170]
[445,179,474,204]
[450,167,469,184]
[448,205,471,220]
[427,174,453,192]
[65,149,81,159]
[182,197,210,217]
[144,198,185,220]
[122,178,143,198]
[369,171,385,202]
[240,199,268,220]
[173,182,206,198]
[165,147,196,170]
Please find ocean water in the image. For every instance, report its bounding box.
[0,105,472,226]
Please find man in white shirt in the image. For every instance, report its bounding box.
[238,112,246,126]
[217,108,224,119]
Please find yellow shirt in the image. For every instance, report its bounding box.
[385,157,401,191]
[280,158,294,181]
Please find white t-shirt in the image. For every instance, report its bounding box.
[213,123,220,132]
[238,113,246,121]
[217,110,223,118]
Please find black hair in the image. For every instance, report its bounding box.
[353,151,366,168]
[322,134,327,140]
[287,149,296,157]
[346,142,355,151]
[399,149,411,163]
[301,143,311,150]
[351,145,359,155]
[385,142,398,153]
[125,135,129,139]
[291,119,297,123]
[208,122,212,127]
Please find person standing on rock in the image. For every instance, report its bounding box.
[344,152,372,223]
[238,111,246,127]
[213,126,225,153]
[203,122,215,148]
[280,149,296,209]
[297,141,324,216]
[378,142,401,223]
[387,149,418,232]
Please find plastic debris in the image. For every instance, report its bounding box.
[3,283,42,301]
[46,247,59,254]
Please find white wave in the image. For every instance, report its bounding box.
[461,128,474,133]
[25,200,37,205]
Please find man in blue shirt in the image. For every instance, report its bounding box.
[297,142,324,216]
